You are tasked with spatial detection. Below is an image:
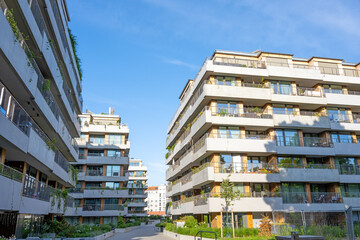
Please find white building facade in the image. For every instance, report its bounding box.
[146,184,167,215]
[165,50,360,229]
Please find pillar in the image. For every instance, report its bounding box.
[236,77,242,86]
[302,156,307,167]
[103,165,106,176]
[79,216,83,224]
[1,148,6,164]
[244,183,251,197]
[211,183,220,196]
[291,82,297,95]
[298,130,304,146]
[101,198,105,211]
[347,109,353,123]
[100,217,103,225]
[105,134,109,144]
[246,213,253,228]
[240,127,246,139]
[208,75,215,84]
[305,183,312,203]
[211,213,221,228]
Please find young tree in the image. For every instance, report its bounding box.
[220,175,240,237]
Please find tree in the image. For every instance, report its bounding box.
[220,175,240,237]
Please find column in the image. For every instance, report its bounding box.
[100,217,104,225]
[305,183,312,203]
[105,134,109,144]
[246,213,253,228]
[210,154,220,173]
[240,127,246,139]
[211,213,221,228]
[101,198,105,211]
[210,183,220,196]
[291,82,297,95]
[298,130,304,147]
[244,183,251,197]
[1,148,6,164]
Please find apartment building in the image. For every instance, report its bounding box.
[0,0,82,237]
[166,49,360,229]
[127,158,148,217]
[146,184,167,215]
[65,112,130,225]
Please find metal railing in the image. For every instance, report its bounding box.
[209,132,273,140]
[0,163,23,182]
[296,87,323,97]
[208,106,272,119]
[303,137,333,147]
[278,163,332,169]
[213,57,266,69]
[54,150,69,171]
[336,164,360,175]
[212,162,279,174]
[311,192,342,203]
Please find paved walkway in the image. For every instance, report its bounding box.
[107,221,174,240]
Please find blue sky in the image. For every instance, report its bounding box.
[67,0,360,186]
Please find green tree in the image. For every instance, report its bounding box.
[220,175,240,237]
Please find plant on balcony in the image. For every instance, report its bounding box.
[46,138,57,152]
[68,28,83,81]
[69,165,78,184]
[5,9,29,43]
[42,79,51,92]
[218,108,228,116]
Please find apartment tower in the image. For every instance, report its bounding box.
[127,158,148,218]
[65,111,130,225]
[0,0,82,237]
[166,50,360,229]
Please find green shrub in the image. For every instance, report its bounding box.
[181,215,198,228]
[155,222,167,227]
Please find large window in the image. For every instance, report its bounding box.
[215,76,236,86]
[106,165,121,176]
[281,183,306,203]
[220,154,242,173]
[270,81,292,95]
[218,126,240,138]
[87,150,104,157]
[105,182,119,189]
[335,157,357,175]
[86,166,103,176]
[79,148,85,159]
[216,101,238,116]
[276,129,299,146]
[340,184,360,197]
[250,183,270,197]
[327,108,347,122]
[89,135,105,144]
[273,104,294,115]
[85,182,102,189]
[201,184,211,193]
[323,84,342,94]
[247,156,267,172]
[331,132,353,143]
[107,150,122,157]
[108,134,122,144]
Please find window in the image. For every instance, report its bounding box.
[85,182,102,189]
[267,57,289,67]
[281,183,306,203]
[87,150,104,157]
[107,150,122,157]
[323,85,342,94]
[335,157,357,175]
[108,134,122,144]
[215,76,236,86]
[318,62,339,75]
[218,126,240,138]
[89,135,105,144]
[273,104,294,115]
[327,108,347,122]
[201,184,211,193]
[250,183,270,197]
[86,166,103,176]
[216,101,238,116]
[270,81,292,95]
[105,182,119,189]
[130,162,140,166]
[247,156,267,172]
[340,184,360,197]
[79,148,85,159]
[276,129,299,146]
[104,198,119,210]
[278,156,301,168]
[331,132,353,143]
[106,165,121,176]
[220,154,242,173]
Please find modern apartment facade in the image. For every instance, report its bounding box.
[0,0,81,237]
[146,184,167,215]
[127,158,148,217]
[65,112,130,225]
[166,50,360,229]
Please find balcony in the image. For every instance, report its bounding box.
[271,87,326,106]
[330,114,360,131]
[326,91,360,108]
[273,112,330,129]
[279,164,339,182]
[276,136,334,156]
[206,132,276,154]
[333,140,360,156]
[282,192,344,211]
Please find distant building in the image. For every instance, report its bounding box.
[145,184,167,215]
[127,158,148,217]
[66,111,130,225]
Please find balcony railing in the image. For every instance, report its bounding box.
[212,162,279,174]
[208,106,272,119]
[213,57,266,69]
[282,192,342,204]
[278,163,332,169]
[296,87,323,97]
[82,204,101,211]
[0,163,23,182]
[277,136,333,148]
[209,132,273,140]
[54,150,69,171]
[336,164,360,175]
